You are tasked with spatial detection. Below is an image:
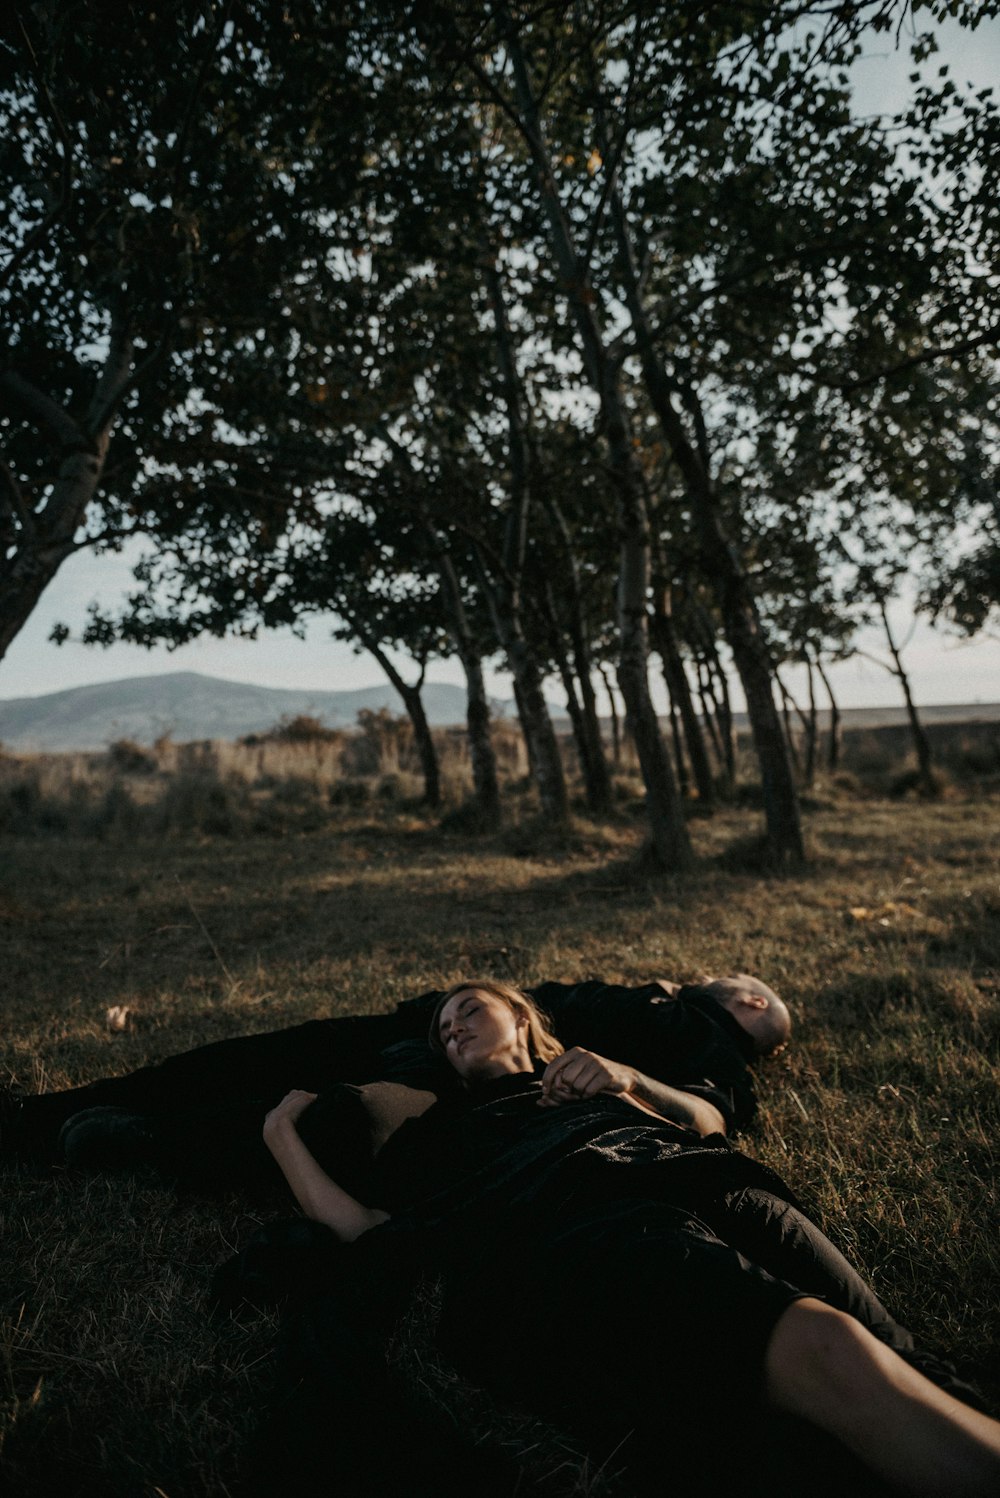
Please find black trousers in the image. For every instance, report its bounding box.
[4,1010,423,1164]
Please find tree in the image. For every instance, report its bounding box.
[32,0,1000,863]
[1,2,363,664]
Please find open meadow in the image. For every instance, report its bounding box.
[1,741,999,1496]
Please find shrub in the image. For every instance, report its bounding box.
[155,772,238,836]
[271,714,342,743]
[107,738,158,775]
[958,734,1000,777]
[888,766,950,800]
[328,778,372,807]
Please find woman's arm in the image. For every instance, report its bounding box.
[539,1048,727,1136]
[262,1090,390,1242]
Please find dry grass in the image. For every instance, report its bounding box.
[1,776,999,1494]
[0,716,533,840]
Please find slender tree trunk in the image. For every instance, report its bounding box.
[777,672,803,780]
[603,162,804,862]
[435,549,502,826]
[804,657,818,789]
[510,678,538,784]
[483,572,568,821]
[356,632,441,808]
[599,664,622,767]
[502,21,690,869]
[609,387,692,868]
[539,582,608,812]
[479,240,569,825]
[691,605,737,791]
[397,681,441,808]
[540,494,613,813]
[665,687,689,796]
[572,654,612,810]
[816,659,842,773]
[650,593,715,806]
[694,655,724,772]
[879,600,936,795]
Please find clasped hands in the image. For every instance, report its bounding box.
[538,1047,636,1108]
[263,1088,317,1142]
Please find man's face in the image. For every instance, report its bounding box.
[437,988,531,1080]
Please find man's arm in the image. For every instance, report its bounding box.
[539,1048,727,1136]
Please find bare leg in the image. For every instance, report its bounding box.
[765,1299,1000,1497]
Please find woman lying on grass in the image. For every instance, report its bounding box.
[259,979,1000,1497]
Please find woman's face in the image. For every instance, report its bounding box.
[436,988,534,1080]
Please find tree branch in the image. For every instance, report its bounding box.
[0,458,36,538]
[826,323,1000,393]
[0,371,86,451]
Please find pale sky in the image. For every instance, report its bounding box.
[3,10,998,714]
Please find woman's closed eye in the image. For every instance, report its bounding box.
[442,1004,478,1043]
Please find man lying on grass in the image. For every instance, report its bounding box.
[0,973,787,1193]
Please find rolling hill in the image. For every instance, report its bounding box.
[0,671,477,751]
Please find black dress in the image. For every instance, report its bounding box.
[245,1071,972,1496]
[359,1071,878,1491]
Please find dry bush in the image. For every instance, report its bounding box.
[0,712,539,839]
[107,737,158,775]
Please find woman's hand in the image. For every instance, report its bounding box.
[260,1088,389,1241]
[263,1089,318,1144]
[539,1048,637,1107]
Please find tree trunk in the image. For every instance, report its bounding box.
[539,580,611,813]
[804,658,818,789]
[691,605,737,791]
[502,21,690,869]
[815,659,842,773]
[435,549,502,826]
[599,664,622,767]
[510,677,537,784]
[0,493,84,660]
[666,688,689,796]
[602,158,804,862]
[777,672,803,780]
[484,572,568,822]
[880,601,936,795]
[352,629,441,808]
[650,595,715,806]
[694,655,724,773]
[397,681,442,808]
[0,337,132,662]
[615,493,692,869]
[479,240,569,825]
[540,494,613,813]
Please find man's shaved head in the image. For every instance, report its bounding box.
[695,974,791,1055]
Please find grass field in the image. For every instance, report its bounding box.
[1,782,999,1495]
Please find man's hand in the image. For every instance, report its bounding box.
[263,1089,317,1142]
[539,1048,637,1107]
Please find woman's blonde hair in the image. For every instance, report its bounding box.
[429,979,564,1065]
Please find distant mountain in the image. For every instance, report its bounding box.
[0,671,483,752]
[1,670,996,754]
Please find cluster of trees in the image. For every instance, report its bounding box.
[3,1,999,865]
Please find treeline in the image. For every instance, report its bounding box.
[3,2,999,864]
